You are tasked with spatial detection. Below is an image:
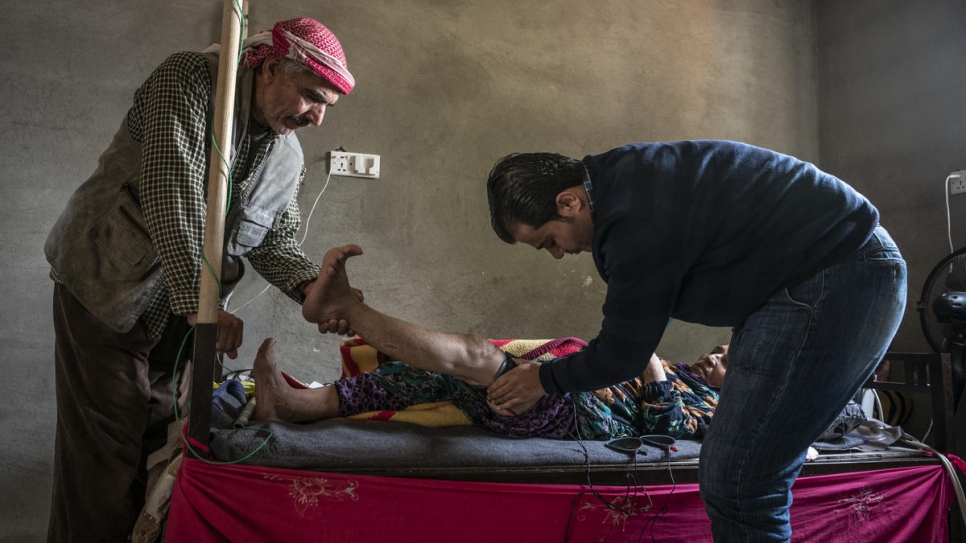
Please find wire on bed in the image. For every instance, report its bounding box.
[564,396,672,543]
[638,450,676,542]
[171,325,274,465]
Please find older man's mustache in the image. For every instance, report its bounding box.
[292,115,309,127]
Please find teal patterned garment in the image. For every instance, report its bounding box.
[598,360,719,439]
[335,358,718,441]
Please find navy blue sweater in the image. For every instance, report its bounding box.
[539,141,879,394]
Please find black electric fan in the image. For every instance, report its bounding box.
[917,247,966,410]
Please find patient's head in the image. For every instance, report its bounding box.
[690,344,728,388]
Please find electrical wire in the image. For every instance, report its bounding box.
[898,432,966,530]
[946,173,957,254]
[171,323,273,465]
[871,387,937,454]
[639,452,676,543]
[564,406,632,542]
[173,0,277,466]
[230,170,333,315]
[920,418,934,444]
[871,388,883,423]
[564,397,670,543]
[182,1,333,461]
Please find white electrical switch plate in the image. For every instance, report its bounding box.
[329,151,380,178]
[950,170,966,195]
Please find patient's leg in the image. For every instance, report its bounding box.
[253,338,339,423]
[303,245,508,388]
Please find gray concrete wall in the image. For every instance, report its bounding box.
[1,1,817,540]
[813,0,966,455]
[814,0,966,353]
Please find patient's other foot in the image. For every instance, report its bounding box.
[253,338,339,423]
[253,338,297,422]
[302,244,363,324]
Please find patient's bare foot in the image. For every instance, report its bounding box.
[253,337,312,423]
[253,338,339,423]
[302,244,364,324]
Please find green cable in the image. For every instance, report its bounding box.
[172,325,274,465]
[170,3,274,466]
[198,26,242,300]
[232,0,247,65]
[210,130,234,214]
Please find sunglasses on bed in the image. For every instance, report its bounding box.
[605,435,677,455]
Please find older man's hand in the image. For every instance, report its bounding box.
[186,310,244,359]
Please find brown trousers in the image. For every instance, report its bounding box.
[48,284,191,543]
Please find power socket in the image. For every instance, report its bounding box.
[329,151,350,176]
[950,170,966,195]
[328,150,380,178]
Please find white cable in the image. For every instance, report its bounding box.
[872,389,883,421]
[299,171,333,245]
[946,174,956,254]
[871,388,935,445]
[899,432,966,531]
[230,171,333,315]
[873,388,936,444]
[921,418,934,444]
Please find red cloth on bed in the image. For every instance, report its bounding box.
[166,458,954,542]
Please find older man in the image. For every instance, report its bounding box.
[43,18,355,541]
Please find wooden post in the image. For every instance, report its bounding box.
[242,1,249,39]
[188,0,244,451]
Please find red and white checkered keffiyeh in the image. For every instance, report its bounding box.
[243,17,355,94]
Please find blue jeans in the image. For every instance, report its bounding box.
[698,226,906,542]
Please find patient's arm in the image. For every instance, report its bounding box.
[637,358,717,439]
[302,245,536,414]
[641,353,667,384]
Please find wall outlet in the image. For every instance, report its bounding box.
[329,151,350,176]
[950,170,966,195]
[328,151,380,178]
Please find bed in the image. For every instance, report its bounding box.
[158,346,964,543]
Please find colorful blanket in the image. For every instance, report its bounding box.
[338,337,588,427]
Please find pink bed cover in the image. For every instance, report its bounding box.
[166,452,957,542]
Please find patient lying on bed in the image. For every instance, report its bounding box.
[253,245,720,440]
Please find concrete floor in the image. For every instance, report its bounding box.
[1,1,963,540]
